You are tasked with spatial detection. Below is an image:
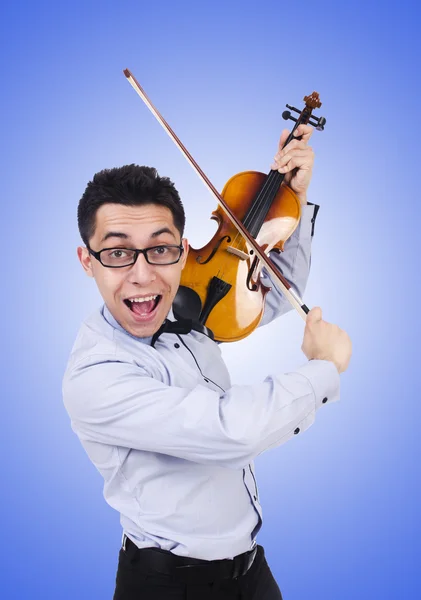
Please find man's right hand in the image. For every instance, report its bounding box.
[301,307,352,374]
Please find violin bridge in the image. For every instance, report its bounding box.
[226,246,249,261]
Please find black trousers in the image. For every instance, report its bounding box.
[113,544,283,599]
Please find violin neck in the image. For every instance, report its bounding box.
[242,170,285,238]
[242,117,306,239]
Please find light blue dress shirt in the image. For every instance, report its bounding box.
[62,205,340,561]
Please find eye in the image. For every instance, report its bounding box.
[152,246,170,255]
[109,249,128,258]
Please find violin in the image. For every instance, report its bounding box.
[124,69,326,342]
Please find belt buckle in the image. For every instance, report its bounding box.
[232,557,241,579]
[248,546,257,570]
[232,546,257,579]
[242,546,257,576]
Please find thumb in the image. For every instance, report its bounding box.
[306,306,322,326]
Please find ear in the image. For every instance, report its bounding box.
[181,238,189,269]
[77,246,95,278]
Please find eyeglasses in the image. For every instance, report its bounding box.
[87,244,184,268]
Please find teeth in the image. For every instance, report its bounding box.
[127,295,158,303]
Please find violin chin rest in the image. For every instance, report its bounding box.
[173,286,203,322]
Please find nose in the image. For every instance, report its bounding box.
[127,253,157,285]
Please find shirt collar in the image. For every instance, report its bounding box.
[101,303,175,346]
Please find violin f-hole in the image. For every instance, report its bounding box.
[196,236,231,265]
[246,256,259,292]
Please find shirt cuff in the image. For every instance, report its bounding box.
[294,359,340,409]
[305,203,320,237]
[294,203,318,241]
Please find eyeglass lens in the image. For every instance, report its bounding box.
[100,246,182,266]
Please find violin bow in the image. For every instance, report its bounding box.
[123,68,310,320]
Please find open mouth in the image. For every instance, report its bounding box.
[124,295,162,318]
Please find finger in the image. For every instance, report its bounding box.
[272,140,312,164]
[272,149,314,172]
[306,306,322,324]
[281,139,309,154]
[277,129,290,152]
[272,145,313,167]
[293,124,313,142]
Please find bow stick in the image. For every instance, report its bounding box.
[123,68,310,320]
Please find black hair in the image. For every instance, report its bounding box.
[77,165,185,246]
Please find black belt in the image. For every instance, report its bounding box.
[122,534,258,583]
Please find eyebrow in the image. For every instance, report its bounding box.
[100,227,177,244]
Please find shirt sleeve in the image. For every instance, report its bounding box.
[63,352,339,470]
[259,203,319,327]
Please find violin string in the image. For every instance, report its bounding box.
[240,173,278,243]
[237,122,303,242]
[248,171,283,229]
[240,114,307,241]
[218,172,275,264]
[213,171,283,286]
[213,114,306,282]
[224,173,279,276]
[211,162,295,286]
[209,164,295,289]
[199,172,277,282]
[229,170,284,253]
[229,116,304,258]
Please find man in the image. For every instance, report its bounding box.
[63,124,352,599]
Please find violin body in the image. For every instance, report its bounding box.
[180,171,301,342]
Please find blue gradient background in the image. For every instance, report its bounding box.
[1,1,420,598]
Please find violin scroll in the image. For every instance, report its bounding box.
[282,92,326,131]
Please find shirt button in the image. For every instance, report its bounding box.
[294,427,300,435]
[174,343,180,348]
[204,378,209,383]
[253,495,257,501]
[322,397,328,404]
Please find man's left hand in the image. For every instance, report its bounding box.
[270,124,315,206]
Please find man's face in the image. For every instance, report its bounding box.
[77,203,188,338]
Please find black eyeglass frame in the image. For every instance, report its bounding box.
[87,244,184,268]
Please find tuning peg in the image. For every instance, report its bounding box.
[309,116,326,131]
[282,110,297,123]
[283,110,326,132]
[286,104,301,115]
